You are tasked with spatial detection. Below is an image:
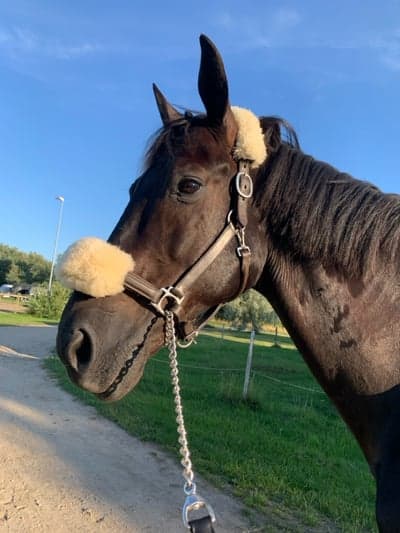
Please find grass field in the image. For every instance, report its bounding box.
[45,327,376,531]
[0,310,58,326]
[0,297,57,326]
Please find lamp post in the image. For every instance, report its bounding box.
[48,195,65,294]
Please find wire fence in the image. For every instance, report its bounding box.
[251,371,325,395]
[151,327,326,398]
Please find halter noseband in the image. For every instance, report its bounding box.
[122,159,253,342]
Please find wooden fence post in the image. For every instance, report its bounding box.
[243,330,255,399]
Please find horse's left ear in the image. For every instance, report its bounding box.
[152,83,182,125]
[198,35,237,145]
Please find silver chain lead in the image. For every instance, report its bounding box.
[165,310,195,492]
[165,310,216,529]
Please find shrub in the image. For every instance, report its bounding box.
[217,289,280,332]
[27,282,71,320]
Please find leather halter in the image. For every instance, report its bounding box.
[123,160,253,342]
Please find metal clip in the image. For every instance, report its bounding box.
[182,491,216,529]
[236,228,251,257]
[237,245,251,257]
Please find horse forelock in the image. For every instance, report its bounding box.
[143,111,284,172]
[143,113,211,170]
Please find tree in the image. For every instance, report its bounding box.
[6,262,23,285]
[0,244,51,285]
[0,259,11,284]
[26,253,51,283]
[217,289,279,332]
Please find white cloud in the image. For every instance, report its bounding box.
[213,6,302,51]
[214,7,400,77]
[0,25,103,61]
[382,54,400,71]
[50,42,103,60]
[216,12,235,30]
[374,29,400,71]
[274,7,301,30]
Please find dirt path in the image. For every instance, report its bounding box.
[0,300,27,313]
[0,326,258,532]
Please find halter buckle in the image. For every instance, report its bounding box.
[151,286,184,316]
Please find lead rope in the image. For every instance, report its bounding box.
[165,310,216,532]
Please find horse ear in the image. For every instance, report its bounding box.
[198,35,237,144]
[152,83,182,125]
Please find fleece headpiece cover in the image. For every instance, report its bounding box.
[231,106,267,167]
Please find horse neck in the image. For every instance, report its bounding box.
[253,145,400,382]
[255,256,340,391]
[253,147,400,466]
[255,251,384,465]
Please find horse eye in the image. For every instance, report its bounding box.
[177,178,202,195]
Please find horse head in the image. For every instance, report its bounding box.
[56,35,268,401]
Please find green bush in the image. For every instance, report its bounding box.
[217,289,280,332]
[27,282,71,320]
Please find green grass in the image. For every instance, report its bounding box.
[203,326,296,350]
[0,310,58,326]
[45,331,376,532]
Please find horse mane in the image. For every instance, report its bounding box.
[143,112,400,277]
[257,118,400,277]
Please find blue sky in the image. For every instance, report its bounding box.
[1,1,400,259]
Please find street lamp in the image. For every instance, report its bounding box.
[48,195,65,294]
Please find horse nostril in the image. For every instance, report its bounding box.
[67,328,93,372]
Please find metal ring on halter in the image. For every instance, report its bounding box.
[235,171,253,199]
[151,286,184,315]
[226,209,234,225]
[177,333,198,349]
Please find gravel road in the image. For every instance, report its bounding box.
[0,325,257,532]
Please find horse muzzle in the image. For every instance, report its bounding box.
[56,291,163,400]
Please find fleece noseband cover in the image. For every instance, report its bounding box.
[55,237,134,298]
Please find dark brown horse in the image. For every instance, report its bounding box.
[57,35,400,532]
